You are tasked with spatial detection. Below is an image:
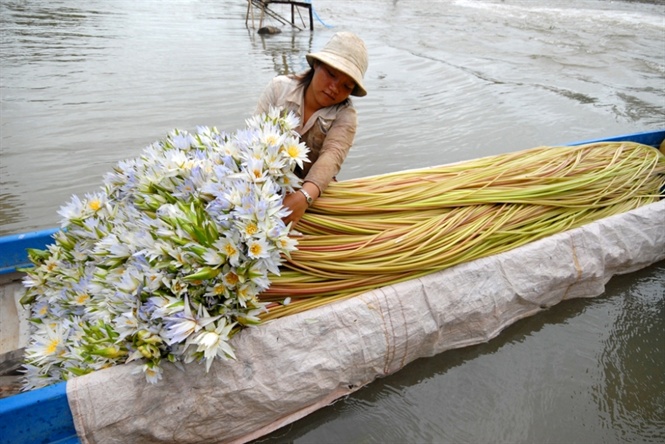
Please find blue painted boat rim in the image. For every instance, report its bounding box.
[0,228,59,275]
[566,128,665,148]
[0,381,79,444]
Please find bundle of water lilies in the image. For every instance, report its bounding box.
[20,107,308,389]
[261,140,664,319]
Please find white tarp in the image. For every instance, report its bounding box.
[68,199,665,444]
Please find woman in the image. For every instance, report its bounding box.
[255,31,368,226]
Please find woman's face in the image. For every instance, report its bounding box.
[309,61,356,109]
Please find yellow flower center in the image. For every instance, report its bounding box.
[224,244,237,256]
[89,199,102,211]
[246,223,258,236]
[287,145,299,158]
[46,338,60,355]
[250,244,262,256]
[225,272,239,286]
[265,135,278,146]
[75,293,90,304]
[238,287,251,301]
[173,281,185,292]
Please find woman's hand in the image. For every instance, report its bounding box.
[282,192,308,227]
[282,182,320,227]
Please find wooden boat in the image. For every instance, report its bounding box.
[0,129,663,444]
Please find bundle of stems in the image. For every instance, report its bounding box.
[260,142,664,321]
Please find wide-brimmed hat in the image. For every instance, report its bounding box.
[306,32,368,97]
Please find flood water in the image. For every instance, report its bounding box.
[1,0,664,442]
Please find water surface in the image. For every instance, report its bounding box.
[1,0,663,442]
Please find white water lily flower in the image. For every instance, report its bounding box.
[201,248,225,268]
[143,364,163,384]
[168,149,198,172]
[278,169,301,193]
[84,192,108,215]
[148,295,182,319]
[236,282,260,308]
[132,362,164,384]
[245,262,272,289]
[275,232,298,253]
[92,233,117,256]
[220,235,242,266]
[237,218,260,241]
[258,125,286,151]
[244,113,267,131]
[266,105,285,124]
[247,237,272,260]
[222,267,244,289]
[115,266,144,295]
[263,145,287,174]
[25,322,68,367]
[71,245,91,263]
[163,298,220,345]
[163,277,190,298]
[57,195,85,224]
[191,319,237,372]
[168,131,196,150]
[282,136,309,169]
[219,139,241,158]
[20,363,62,392]
[244,157,267,183]
[114,311,139,341]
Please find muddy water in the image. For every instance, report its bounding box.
[1,0,663,442]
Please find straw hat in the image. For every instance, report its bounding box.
[306,32,368,97]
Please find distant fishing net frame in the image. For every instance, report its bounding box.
[260,141,665,320]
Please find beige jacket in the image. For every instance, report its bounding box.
[255,75,357,193]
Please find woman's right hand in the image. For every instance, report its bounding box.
[282,191,310,227]
[282,182,320,227]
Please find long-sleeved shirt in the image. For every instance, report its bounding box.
[255,74,357,194]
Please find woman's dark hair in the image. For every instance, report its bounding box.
[296,68,315,91]
[295,63,351,107]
